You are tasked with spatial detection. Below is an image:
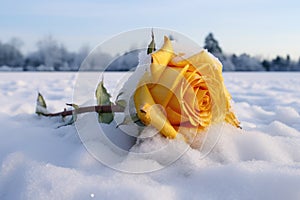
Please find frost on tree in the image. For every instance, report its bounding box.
[203,33,235,71]
[204,33,223,54]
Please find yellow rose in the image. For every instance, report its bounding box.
[134,36,240,142]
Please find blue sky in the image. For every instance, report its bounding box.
[1,0,300,60]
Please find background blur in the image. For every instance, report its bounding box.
[0,0,299,71]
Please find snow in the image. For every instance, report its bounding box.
[1,72,300,200]
[0,66,23,71]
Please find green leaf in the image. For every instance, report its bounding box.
[115,99,126,108]
[57,103,79,128]
[95,80,111,105]
[115,92,126,108]
[147,29,156,55]
[35,92,48,115]
[95,80,114,124]
[98,112,114,124]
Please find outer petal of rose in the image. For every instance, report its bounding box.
[149,67,181,106]
[150,64,189,108]
[223,86,240,127]
[151,36,174,83]
[134,84,178,138]
[167,89,181,113]
[134,83,155,125]
[225,111,241,128]
[148,103,178,139]
[165,106,189,125]
[187,49,223,72]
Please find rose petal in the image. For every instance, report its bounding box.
[151,36,174,83]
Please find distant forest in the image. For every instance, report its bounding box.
[0,33,299,71]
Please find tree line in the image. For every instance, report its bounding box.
[0,36,89,71]
[203,33,300,71]
[0,34,299,71]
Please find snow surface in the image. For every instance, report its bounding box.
[1,72,300,200]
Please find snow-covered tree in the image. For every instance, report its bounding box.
[36,36,66,70]
[25,36,79,71]
[9,37,24,50]
[262,59,271,71]
[204,33,222,54]
[203,33,235,71]
[286,56,300,71]
[81,48,112,71]
[270,56,289,71]
[107,49,139,71]
[0,42,24,67]
[231,53,264,71]
[72,45,90,70]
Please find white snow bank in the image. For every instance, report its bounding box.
[0,72,300,200]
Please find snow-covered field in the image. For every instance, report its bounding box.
[1,72,300,200]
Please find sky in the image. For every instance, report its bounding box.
[0,0,300,60]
